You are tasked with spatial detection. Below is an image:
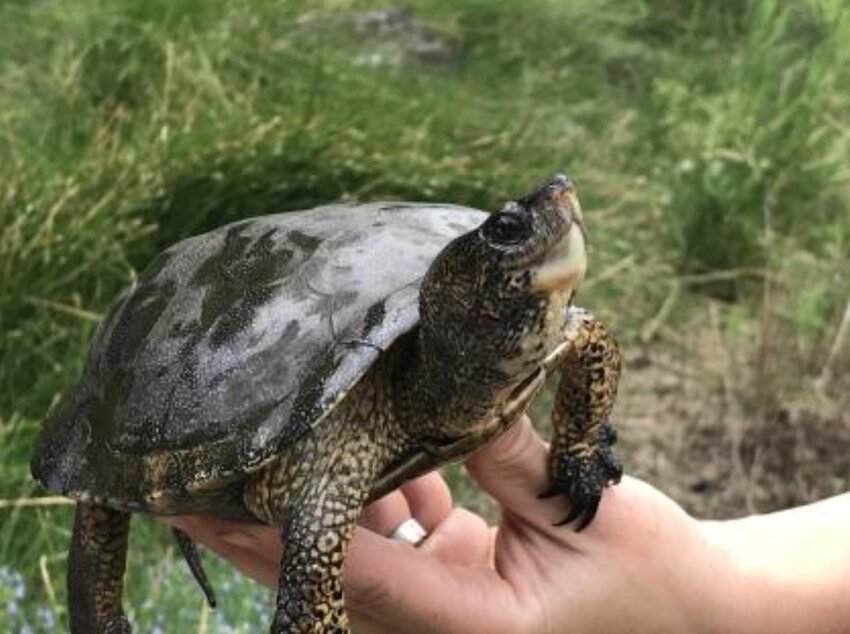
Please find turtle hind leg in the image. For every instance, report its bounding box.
[172,528,217,609]
[271,501,360,634]
[68,503,132,633]
[545,309,623,531]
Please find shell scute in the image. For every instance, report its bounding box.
[32,203,486,505]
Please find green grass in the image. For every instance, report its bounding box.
[1,0,848,631]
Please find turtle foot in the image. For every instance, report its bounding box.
[104,616,132,634]
[540,423,622,531]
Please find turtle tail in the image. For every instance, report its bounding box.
[172,528,217,609]
[68,503,132,634]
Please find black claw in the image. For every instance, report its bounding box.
[574,496,601,532]
[546,425,623,531]
[608,459,624,484]
[555,503,584,527]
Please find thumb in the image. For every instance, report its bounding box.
[465,416,572,531]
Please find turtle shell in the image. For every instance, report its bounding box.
[32,202,486,512]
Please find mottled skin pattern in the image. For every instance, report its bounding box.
[243,310,621,631]
[542,309,623,529]
[244,354,404,631]
[33,175,623,634]
[68,505,131,634]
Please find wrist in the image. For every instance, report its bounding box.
[594,480,753,634]
[689,519,763,634]
[699,499,850,634]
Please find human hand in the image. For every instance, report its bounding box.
[163,418,749,634]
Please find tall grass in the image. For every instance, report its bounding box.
[653,0,850,279]
[1,0,848,631]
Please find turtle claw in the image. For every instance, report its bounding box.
[538,484,558,500]
[574,495,601,531]
[555,502,584,527]
[547,423,622,531]
[552,483,602,530]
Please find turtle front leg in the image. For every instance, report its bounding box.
[245,432,379,634]
[272,499,361,634]
[542,308,623,530]
[68,503,132,633]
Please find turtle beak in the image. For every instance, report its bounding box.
[530,175,587,293]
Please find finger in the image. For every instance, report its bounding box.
[206,542,280,589]
[346,527,517,634]
[465,416,573,532]
[164,515,263,550]
[419,508,493,567]
[167,516,260,550]
[360,491,411,535]
[399,471,453,532]
[361,471,452,544]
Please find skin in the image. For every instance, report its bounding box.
[168,416,850,634]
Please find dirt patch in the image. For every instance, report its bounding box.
[615,313,850,519]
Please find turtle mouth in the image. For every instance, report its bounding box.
[531,221,587,292]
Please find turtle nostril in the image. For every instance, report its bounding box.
[548,175,577,201]
[517,174,575,210]
[550,174,571,190]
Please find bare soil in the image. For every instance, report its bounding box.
[616,315,850,519]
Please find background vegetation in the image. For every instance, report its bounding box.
[1,0,848,631]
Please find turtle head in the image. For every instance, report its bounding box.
[419,174,587,394]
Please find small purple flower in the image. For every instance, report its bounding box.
[36,606,57,629]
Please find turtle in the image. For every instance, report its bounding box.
[31,174,623,634]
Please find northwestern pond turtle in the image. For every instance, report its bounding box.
[31,174,622,634]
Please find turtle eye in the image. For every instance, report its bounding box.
[484,212,531,246]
